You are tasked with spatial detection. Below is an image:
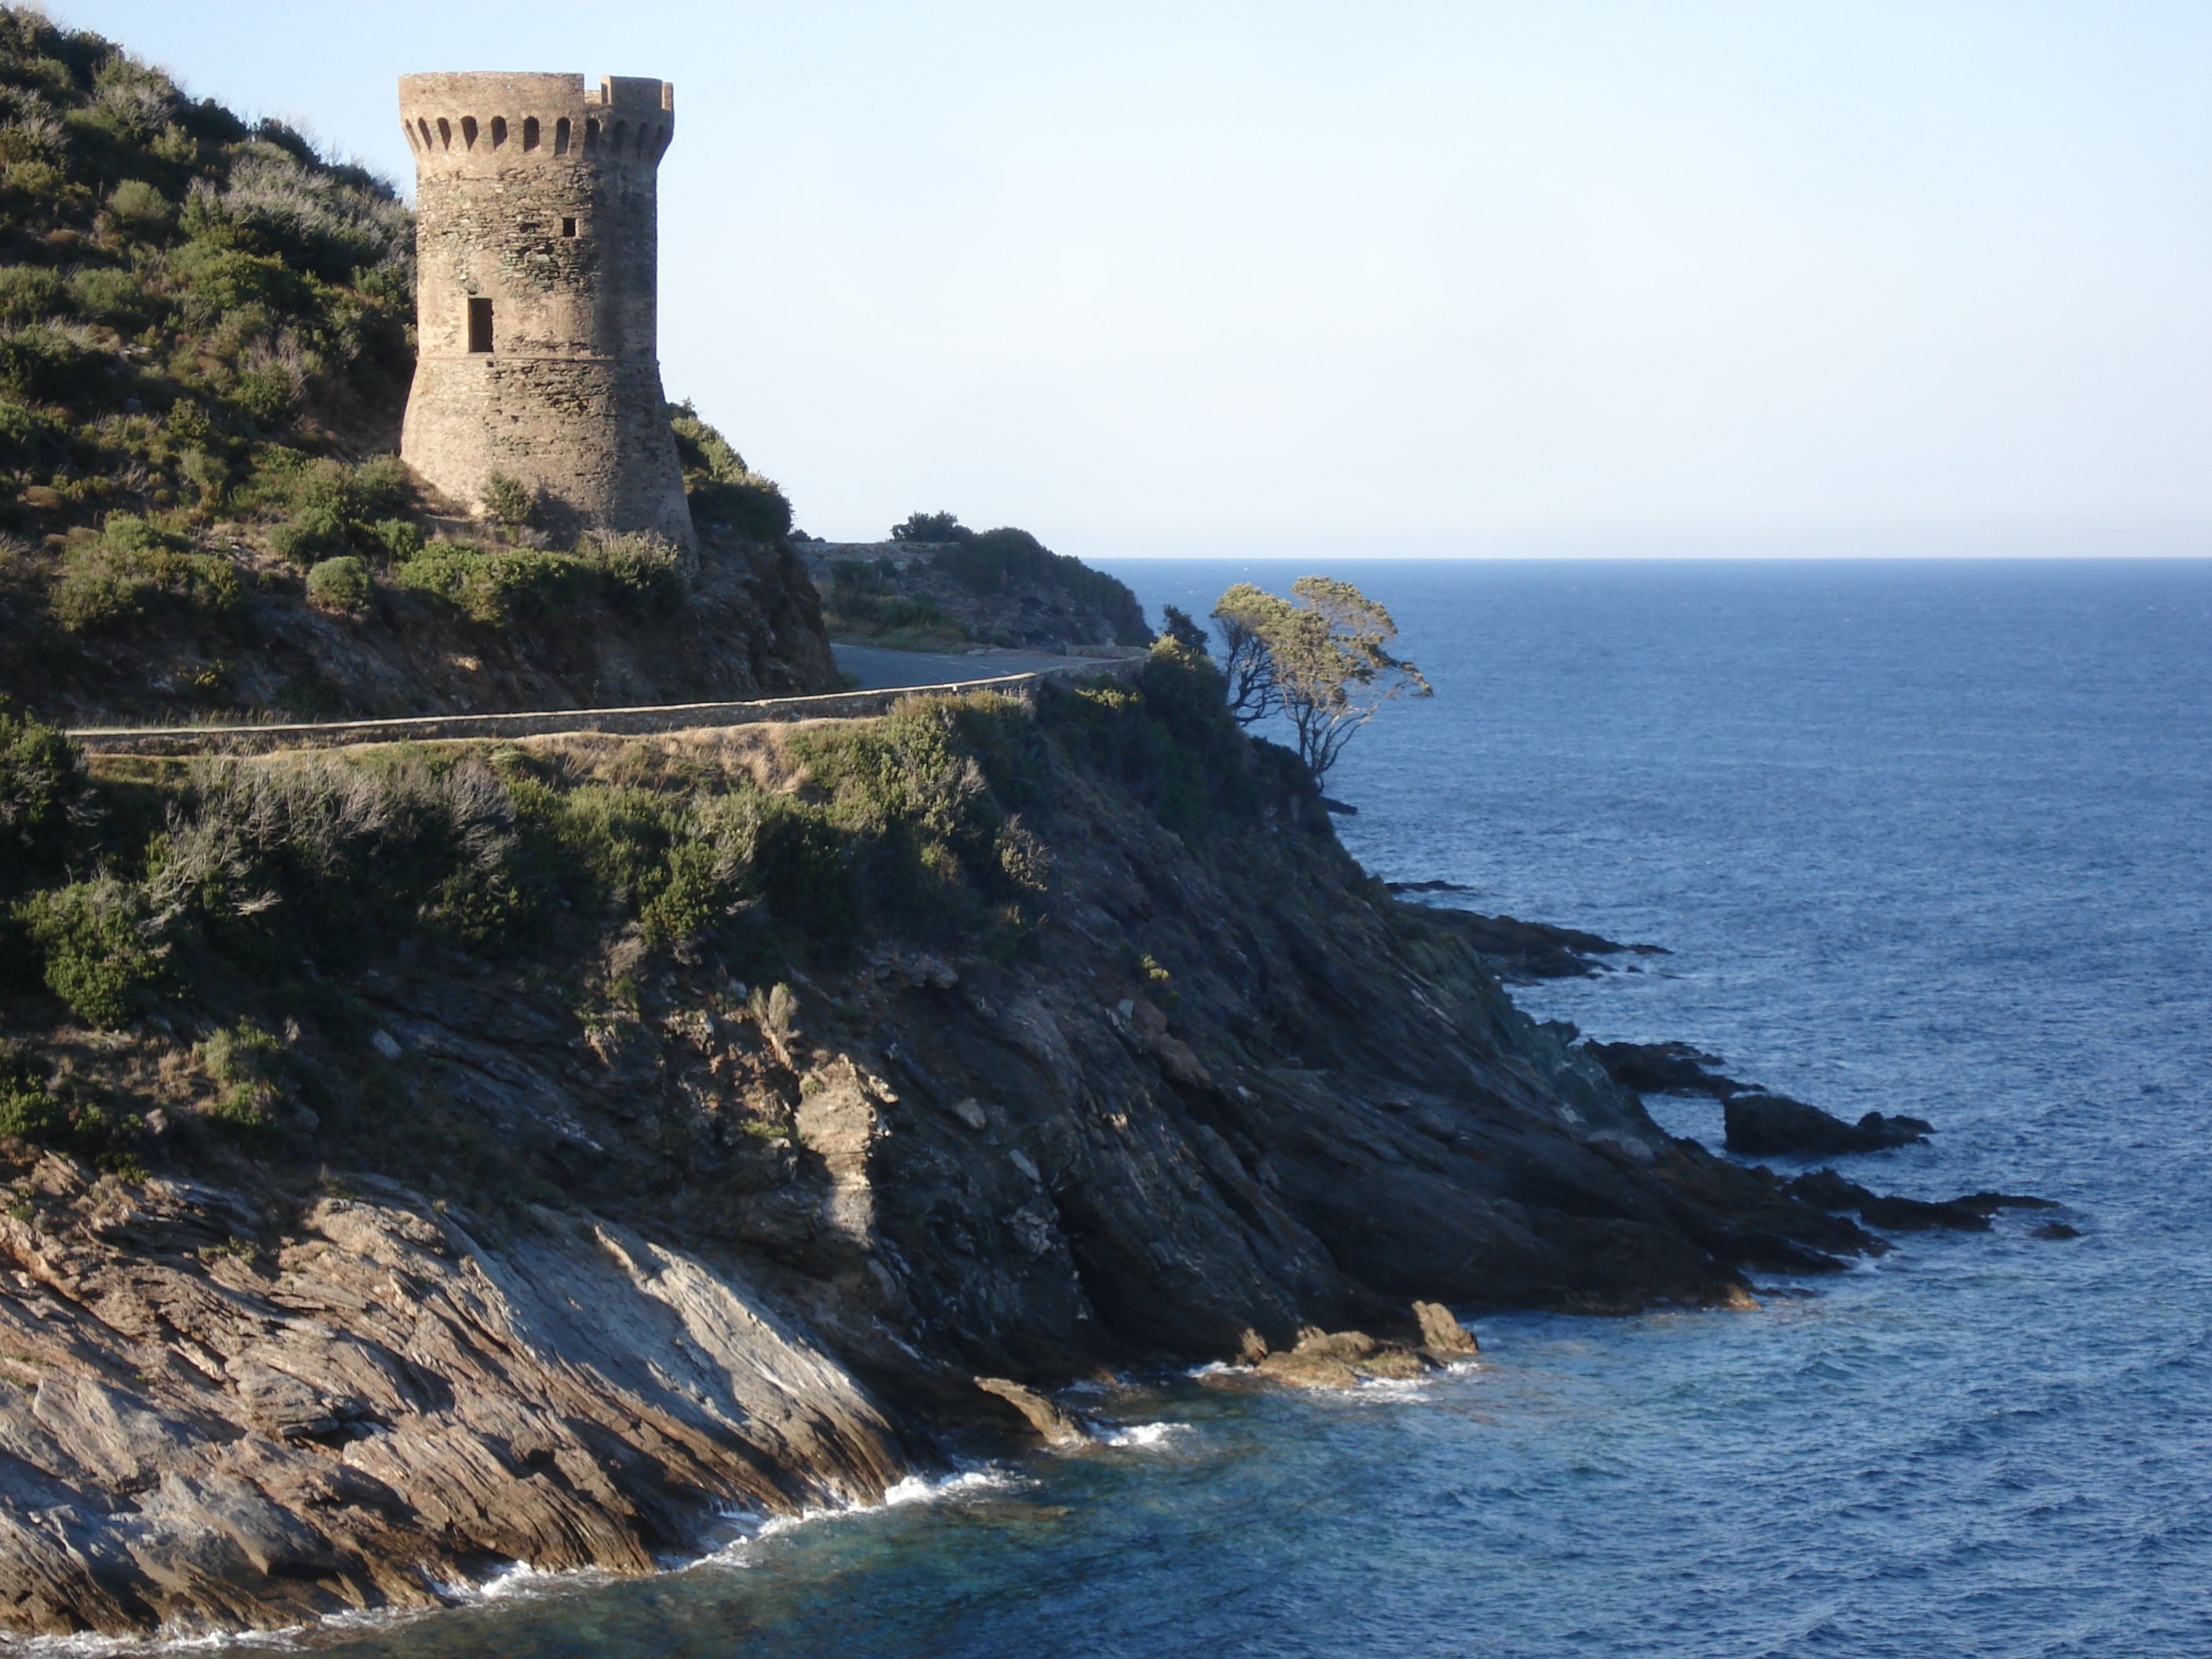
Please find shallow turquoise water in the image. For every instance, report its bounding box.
[306,558,2212,1658]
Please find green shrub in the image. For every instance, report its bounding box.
[479,471,537,530]
[304,554,368,611]
[197,1018,283,1139]
[0,709,82,891]
[580,530,685,616]
[892,511,967,543]
[0,1043,64,1143]
[392,544,591,624]
[229,368,293,424]
[14,876,168,1027]
[48,515,241,634]
[0,1041,142,1173]
[0,397,57,469]
[669,401,793,540]
[266,504,345,566]
[170,241,309,314]
[106,177,170,236]
[264,459,421,565]
[0,322,94,401]
[1038,642,1256,837]
[0,265,64,324]
[687,475,793,540]
[368,516,421,561]
[66,266,148,331]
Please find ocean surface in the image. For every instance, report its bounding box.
[300,559,2212,1657]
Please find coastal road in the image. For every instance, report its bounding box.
[831,643,1132,690]
[65,649,1144,756]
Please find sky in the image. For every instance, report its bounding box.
[40,1,2212,558]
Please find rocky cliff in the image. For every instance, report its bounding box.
[0,650,1919,1639]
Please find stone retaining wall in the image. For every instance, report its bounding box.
[65,660,1144,757]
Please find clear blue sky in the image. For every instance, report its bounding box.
[43,1,2212,557]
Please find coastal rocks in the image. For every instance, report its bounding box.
[0,1163,906,1637]
[1723,1094,1932,1157]
[1782,1168,1988,1231]
[1584,1041,1745,1099]
[973,1377,1087,1446]
[1253,1328,1434,1388]
[1782,1169,2066,1234]
[1399,907,1668,983]
[1586,1042,1937,1161]
[1413,1300,1481,1357]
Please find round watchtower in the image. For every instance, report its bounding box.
[397,71,693,553]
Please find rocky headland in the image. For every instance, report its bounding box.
[0,650,2056,1639]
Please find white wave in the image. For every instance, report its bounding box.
[723,1466,1027,1551]
[1098,1420,1192,1448]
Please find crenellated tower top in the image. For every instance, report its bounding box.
[397,72,674,178]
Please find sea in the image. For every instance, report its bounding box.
[233,559,2212,1657]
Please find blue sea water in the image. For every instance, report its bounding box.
[309,558,2212,1658]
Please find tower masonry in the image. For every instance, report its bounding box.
[397,71,693,553]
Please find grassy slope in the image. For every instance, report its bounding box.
[0,6,819,724]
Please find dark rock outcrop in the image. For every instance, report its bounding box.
[1782,1169,2065,1234]
[1400,908,1668,983]
[1723,1095,1933,1157]
[1584,1040,1746,1098]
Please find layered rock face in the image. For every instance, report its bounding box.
[0,694,1898,1637]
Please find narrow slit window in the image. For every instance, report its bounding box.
[554,117,570,155]
[560,216,577,238]
[401,121,419,153]
[584,119,599,150]
[437,117,452,149]
[417,118,433,149]
[522,116,540,151]
[460,116,478,149]
[490,116,507,148]
[612,120,628,156]
[467,297,494,354]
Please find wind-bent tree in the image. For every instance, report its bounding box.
[1207,576,1431,787]
[1210,583,1295,724]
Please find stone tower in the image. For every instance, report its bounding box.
[397,72,693,553]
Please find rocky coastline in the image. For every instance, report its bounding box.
[0,673,2056,1640]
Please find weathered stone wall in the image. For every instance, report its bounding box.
[398,72,693,552]
[63,658,1148,756]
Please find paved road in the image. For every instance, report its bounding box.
[832,643,1131,690]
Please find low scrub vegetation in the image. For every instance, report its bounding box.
[0,645,1323,1184]
[887,511,1148,646]
[819,558,972,650]
[672,401,792,542]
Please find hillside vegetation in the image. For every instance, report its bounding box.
[0,7,827,725]
[809,512,1151,653]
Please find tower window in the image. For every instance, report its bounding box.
[522,115,540,151]
[561,216,577,238]
[554,117,570,156]
[467,297,493,354]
